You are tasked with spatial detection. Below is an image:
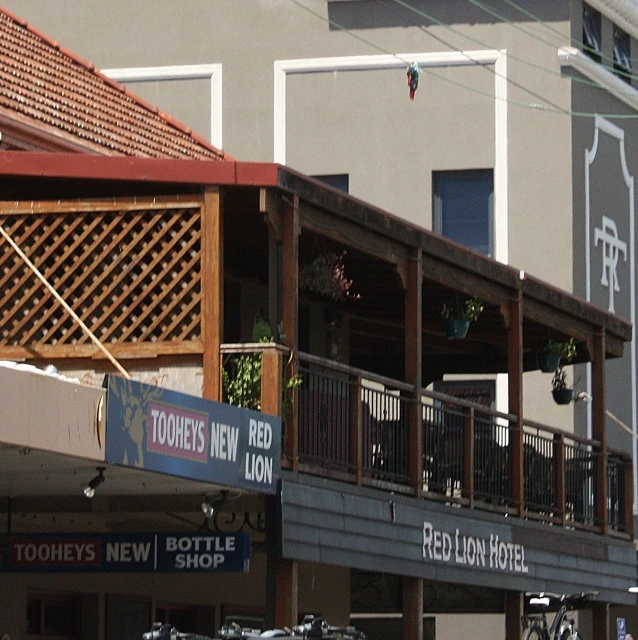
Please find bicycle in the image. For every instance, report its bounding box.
[522,591,598,640]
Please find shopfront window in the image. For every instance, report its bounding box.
[27,593,80,639]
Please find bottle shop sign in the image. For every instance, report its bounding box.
[0,533,250,573]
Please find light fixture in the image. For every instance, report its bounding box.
[629,586,638,593]
[201,490,229,519]
[83,467,105,498]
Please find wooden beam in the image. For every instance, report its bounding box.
[405,250,423,497]
[505,592,523,640]
[260,187,282,242]
[402,576,423,640]
[421,254,512,306]
[0,195,203,215]
[508,293,524,517]
[201,186,223,401]
[299,202,408,269]
[0,341,204,360]
[282,195,299,467]
[592,331,608,534]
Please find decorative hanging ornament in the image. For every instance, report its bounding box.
[407,62,420,100]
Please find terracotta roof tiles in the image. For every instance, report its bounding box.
[0,8,228,160]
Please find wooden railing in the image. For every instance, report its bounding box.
[220,344,633,537]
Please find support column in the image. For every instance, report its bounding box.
[507,293,524,516]
[281,195,300,468]
[201,186,223,401]
[274,557,299,629]
[592,602,609,640]
[405,250,423,497]
[505,592,523,640]
[592,331,608,533]
[402,576,423,640]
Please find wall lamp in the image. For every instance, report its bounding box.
[83,467,105,498]
[201,490,229,519]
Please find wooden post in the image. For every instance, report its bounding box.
[201,186,223,401]
[463,407,475,507]
[592,602,609,640]
[281,195,299,469]
[350,375,363,484]
[507,293,524,516]
[592,330,608,534]
[405,250,423,497]
[261,347,283,417]
[274,557,299,629]
[553,433,566,526]
[402,576,423,640]
[505,592,523,640]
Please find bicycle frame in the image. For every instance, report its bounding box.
[523,592,597,640]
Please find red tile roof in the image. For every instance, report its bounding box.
[0,7,228,160]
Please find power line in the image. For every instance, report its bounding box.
[385,0,570,115]
[391,0,638,100]
[464,0,637,83]
[289,0,638,119]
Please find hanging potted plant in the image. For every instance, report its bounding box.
[550,339,577,404]
[536,337,577,373]
[551,367,574,405]
[441,296,484,339]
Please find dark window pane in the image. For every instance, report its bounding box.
[312,174,349,193]
[432,169,493,256]
[614,26,632,83]
[583,4,602,63]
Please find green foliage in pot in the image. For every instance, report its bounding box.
[441,296,484,322]
[222,338,303,414]
[543,337,577,362]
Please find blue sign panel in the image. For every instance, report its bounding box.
[618,617,627,640]
[0,533,250,573]
[104,376,281,494]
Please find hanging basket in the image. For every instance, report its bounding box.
[536,352,561,373]
[445,319,470,339]
[552,388,574,405]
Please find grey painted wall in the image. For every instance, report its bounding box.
[281,472,637,605]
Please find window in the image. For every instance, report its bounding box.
[312,174,349,193]
[582,4,602,63]
[27,593,80,639]
[614,25,632,83]
[432,169,494,256]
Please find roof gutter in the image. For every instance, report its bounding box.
[585,0,638,41]
[0,151,279,186]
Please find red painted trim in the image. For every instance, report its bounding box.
[0,152,278,187]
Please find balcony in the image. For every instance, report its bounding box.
[222,343,633,538]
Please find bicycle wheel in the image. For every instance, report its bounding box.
[524,625,549,640]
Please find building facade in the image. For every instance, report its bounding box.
[1,2,638,639]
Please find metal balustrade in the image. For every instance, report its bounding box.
[220,344,631,537]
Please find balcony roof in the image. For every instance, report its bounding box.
[0,151,630,373]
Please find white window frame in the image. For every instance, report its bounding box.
[102,64,223,149]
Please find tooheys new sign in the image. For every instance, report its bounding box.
[104,376,281,494]
[0,533,250,573]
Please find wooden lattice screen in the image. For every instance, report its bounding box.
[0,196,205,360]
